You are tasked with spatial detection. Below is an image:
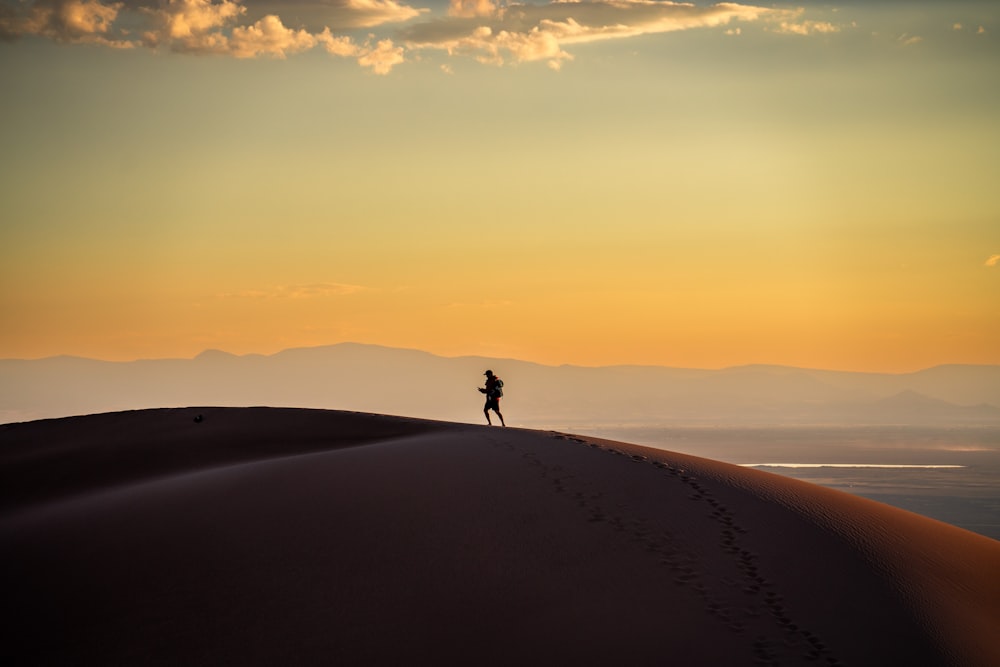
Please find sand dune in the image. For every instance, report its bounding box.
[2,408,998,666]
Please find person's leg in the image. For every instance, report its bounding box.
[484,406,492,425]
[496,409,505,427]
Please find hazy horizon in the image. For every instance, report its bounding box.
[5,341,1000,426]
[5,341,1000,376]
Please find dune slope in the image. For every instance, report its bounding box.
[2,408,998,666]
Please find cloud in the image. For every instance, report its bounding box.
[141,3,323,59]
[357,36,405,73]
[317,27,359,55]
[772,20,839,36]
[219,283,368,299]
[953,23,988,36]
[158,0,242,39]
[282,282,368,298]
[1,0,834,72]
[249,0,428,30]
[0,0,412,70]
[229,14,317,57]
[446,299,513,309]
[440,23,572,69]
[341,0,425,27]
[400,0,782,69]
[141,0,245,51]
[448,0,497,19]
[317,29,406,73]
[1,0,422,65]
[985,255,1000,268]
[1,0,134,47]
[897,33,922,46]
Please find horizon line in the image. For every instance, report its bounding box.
[3,341,999,376]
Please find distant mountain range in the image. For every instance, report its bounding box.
[3,343,1000,427]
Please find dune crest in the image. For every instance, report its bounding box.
[2,408,998,665]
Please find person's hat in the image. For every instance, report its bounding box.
[484,370,493,376]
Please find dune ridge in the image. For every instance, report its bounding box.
[2,408,998,665]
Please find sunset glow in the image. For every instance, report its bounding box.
[2,0,998,370]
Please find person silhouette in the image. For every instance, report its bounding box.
[478,369,506,426]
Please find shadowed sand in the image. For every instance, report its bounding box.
[2,408,998,666]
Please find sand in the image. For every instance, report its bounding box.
[2,407,998,666]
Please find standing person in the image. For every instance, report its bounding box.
[478,369,506,427]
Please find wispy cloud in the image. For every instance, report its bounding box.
[314,0,425,29]
[985,254,1000,268]
[952,23,988,36]
[250,0,425,30]
[445,299,513,309]
[219,283,369,299]
[771,19,839,37]
[400,0,784,69]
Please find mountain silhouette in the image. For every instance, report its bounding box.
[2,343,999,426]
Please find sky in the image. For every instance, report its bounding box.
[1,0,998,372]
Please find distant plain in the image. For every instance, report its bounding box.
[571,425,1000,541]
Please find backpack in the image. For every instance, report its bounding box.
[493,378,504,398]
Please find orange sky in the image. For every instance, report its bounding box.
[1,1,998,371]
